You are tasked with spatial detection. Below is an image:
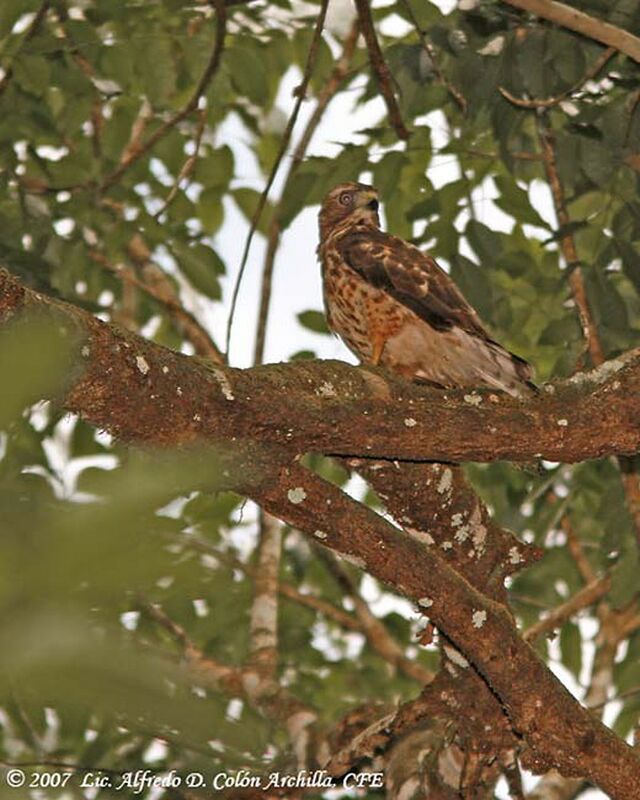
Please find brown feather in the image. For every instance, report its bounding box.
[318,183,536,397]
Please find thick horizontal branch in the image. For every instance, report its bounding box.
[3,268,640,794]
[1,269,638,465]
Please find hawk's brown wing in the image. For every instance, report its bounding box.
[336,227,490,339]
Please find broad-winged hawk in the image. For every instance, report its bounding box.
[318,182,535,397]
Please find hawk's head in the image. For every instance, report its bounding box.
[318,182,380,241]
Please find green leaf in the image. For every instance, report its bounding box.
[580,139,617,187]
[609,548,640,608]
[278,170,318,230]
[0,314,74,426]
[465,220,502,265]
[586,268,628,333]
[135,32,176,106]
[173,242,223,299]
[297,310,329,335]
[537,315,581,346]
[559,622,582,680]
[617,240,640,294]
[494,176,549,229]
[450,254,494,321]
[373,152,409,196]
[0,1,41,38]
[232,188,274,236]
[12,54,51,96]
[196,187,225,234]
[197,146,234,190]
[290,349,316,360]
[226,44,269,104]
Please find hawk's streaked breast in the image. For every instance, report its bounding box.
[317,182,535,397]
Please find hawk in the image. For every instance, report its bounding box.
[318,182,535,397]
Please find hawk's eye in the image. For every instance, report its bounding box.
[338,192,353,206]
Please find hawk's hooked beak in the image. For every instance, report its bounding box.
[356,190,379,212]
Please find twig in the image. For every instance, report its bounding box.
[50,5,106,158]
[624,90,640,147]
[88,249,224,363]
[501,751,525,800]
[500,0,640,64]
[536,112,605,367]
[452,147,542,162]
[590,685,640,712]
[316,548,434,685]
[353,0,410,140]
[225,0,330,358]
[100,0,227,192]
[111,264,138,331]
[537,121,640,548]
[499,46,615,108]
[252,20,359,365]
[523,574,611,642]
[0,1,51,98]
[119,99,154,171]
[562,514,597,585]
[179,532,361,629]
[154,108,207,221]
[399,0,467,113]
[141,599,321,769]
[139,601,243,693]
[181,531,432,684]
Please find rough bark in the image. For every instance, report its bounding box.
[3,267,640,797]
[1,270,638,466]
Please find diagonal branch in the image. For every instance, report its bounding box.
[499,46,615,109]
[353,0,410,140]
[315,548,434,684]
[88,249,224,363]
[251,462,640,798]
[535,116,640,548]
[523,574,611,642]
[501,0,640,63]
[100,0,227,192]
[3,270,640,795]
[399,0,467,113]
[183,532,433,683]
[253,20,360,365]
[535,112,604,367]
[225,0,330,358]
[140,600,320,765]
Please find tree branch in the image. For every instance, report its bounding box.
[500,0,640,63]
[536,113,604,367]
[253,20,359,366]
[247,512,282,698]
[251,461,640,797]
[400,0,467,113]
[499,46,615,109]
[1,268,640,464]
[225,0,330,357]
[3,269,640,794]
[353,0,410,140]
[523,575,611,642]
[89,249,224,364]
[315,548,434,684]
[100,0,227,192]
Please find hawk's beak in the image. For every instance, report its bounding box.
[356,191,379,212]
